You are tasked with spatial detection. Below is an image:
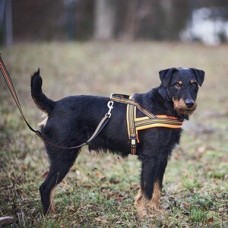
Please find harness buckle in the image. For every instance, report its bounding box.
[131,138,136,146]
[130,135,137,155]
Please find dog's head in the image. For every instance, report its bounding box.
[159,67,205,117]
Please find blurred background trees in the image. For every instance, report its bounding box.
[0,0,228,45]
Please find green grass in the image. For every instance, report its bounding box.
[0,42,227,227]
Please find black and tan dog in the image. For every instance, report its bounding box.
[31,67,204,217]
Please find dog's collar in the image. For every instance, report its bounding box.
[111,94,183,155]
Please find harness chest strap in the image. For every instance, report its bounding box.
[126,100,183,155]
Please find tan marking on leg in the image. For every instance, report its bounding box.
[148,181,167,216]
[135,183,165,218]
[149,181,161,211]
[134,189,148,218]
[49,187,56,213]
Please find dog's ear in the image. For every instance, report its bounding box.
[159,68,177,87]
[191,68,205,86]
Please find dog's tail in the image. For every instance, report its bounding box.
[31,69,55,114]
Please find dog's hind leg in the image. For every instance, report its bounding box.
[40,149,79,215]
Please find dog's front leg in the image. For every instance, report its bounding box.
[135,157,160,218]
[148,157,168,211]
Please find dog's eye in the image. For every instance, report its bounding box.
[174,82,182,88]
[191,82,198,87]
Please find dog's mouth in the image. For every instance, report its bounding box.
[172,98,197,116]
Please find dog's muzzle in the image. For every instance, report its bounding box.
[173,98,197,116]
[184,98,195,109]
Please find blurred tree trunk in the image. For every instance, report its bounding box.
[0,0,13,45]
[120,0,152,41]
[160,0,175,39]
[121,0,138,40]
[94,0,115,40]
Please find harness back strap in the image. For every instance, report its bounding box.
[111,94,156,118]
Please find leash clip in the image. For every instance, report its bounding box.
[106,100,114,118]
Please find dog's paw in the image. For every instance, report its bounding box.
[136,207,148,219]
[148,204,167,217]
[134,190,148,219]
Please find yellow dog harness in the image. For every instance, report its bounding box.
[111,94,183,155]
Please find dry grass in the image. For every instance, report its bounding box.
[0,42,227,227]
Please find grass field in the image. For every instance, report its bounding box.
[0,42,227,227]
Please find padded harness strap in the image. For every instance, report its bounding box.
[126,100,138,155]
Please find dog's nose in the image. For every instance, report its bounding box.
[185,99,195,108]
